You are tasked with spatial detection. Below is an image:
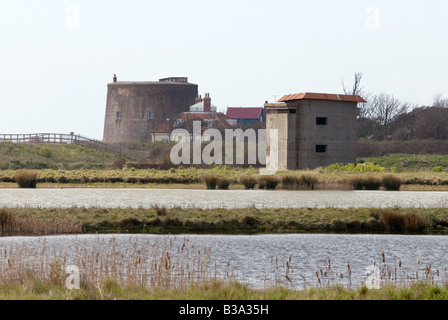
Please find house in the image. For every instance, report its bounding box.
[189,94,218,112]
[264,92,366,171]
[150,93,233,143]
[226,107,265,128]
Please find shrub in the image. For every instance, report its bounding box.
[241,215,259,226]
[204,175,218,190]
[363,175,382,190]
[374,209,427,232]
[403,212,427,232]
[217,177,231,190]
[14,171,38,188]
[350,175,381,190]
[281,174,318,190]
[125,177,140,184]
[240,175,257,189]
[0,208,16,236]
[382,174,402,191]
[56,176,69,184]
[280,175,302,190]
[154,205,167,216]
[378,209,405,231]
[432,166,444,172]
[38,146,53,159]
[258,176,280,190]
[301,173,319,190]
[326,162,385,173]
[113,157,127,170]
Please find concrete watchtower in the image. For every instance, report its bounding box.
[264,92,366,171]
[103,76,198,144]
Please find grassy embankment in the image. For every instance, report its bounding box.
[2,141,448,190]
[2,206,448,236]
[2,281,448,300]
[2,162,448,190]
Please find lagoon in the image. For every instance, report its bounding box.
[1,188,448,209]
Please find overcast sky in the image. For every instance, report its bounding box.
[1,0,447,140]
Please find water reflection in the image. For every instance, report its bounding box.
[1,188,448,209]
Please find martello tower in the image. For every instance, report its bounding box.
[103,75,198,144]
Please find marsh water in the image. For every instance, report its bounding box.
[2,188,448,290]
[1,188,448,209]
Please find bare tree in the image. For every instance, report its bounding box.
[433,93,448,108]
[341,72,376,138]
[341,72,371,117]
[342,72,365,96]
[369,93,410,139]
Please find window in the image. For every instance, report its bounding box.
[315,145,327,153]
[316,117,327,125]
[288,109,297,114]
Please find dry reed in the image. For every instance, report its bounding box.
[14,171,38,188]
[216,177,231,190]
[0,208,81,237]
[204,175,218,189]
[0,235,234,292]
[265,250,448,292]
[239,175,257,190]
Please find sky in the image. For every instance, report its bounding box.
[1,0,447,140]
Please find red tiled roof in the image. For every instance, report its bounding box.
[278,92,366,103]
[151,121,173,134]
[226,107,263,120]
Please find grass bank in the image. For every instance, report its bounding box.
[2,167,448,190]
[2,207,448,236]
[1,280,447,300]
[0,142,120,170]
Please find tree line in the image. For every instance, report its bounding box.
[343,73,448,141]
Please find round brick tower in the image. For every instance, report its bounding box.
[103,76,198,144]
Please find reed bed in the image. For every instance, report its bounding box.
[280,174,319,190]
[268,252,448,292]
[0,235,235,292]
[1,234,447,298]
[0,208,81,237]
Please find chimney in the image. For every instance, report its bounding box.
[195,94,203,104]
[113,74,117,82]
[204,93,211,112]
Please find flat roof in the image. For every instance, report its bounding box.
[108,81,197,86]
[278,92,366,103]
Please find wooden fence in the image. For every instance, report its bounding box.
[0,133,150,160]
